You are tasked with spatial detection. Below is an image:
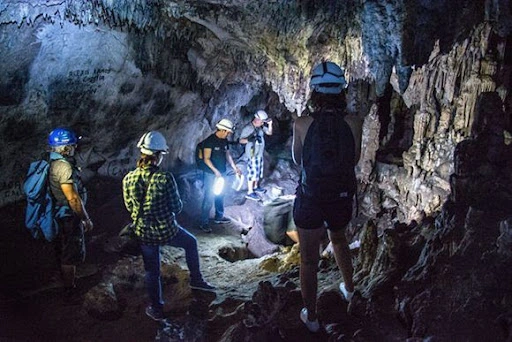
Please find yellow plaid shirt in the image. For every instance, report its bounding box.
[122,166,182,245]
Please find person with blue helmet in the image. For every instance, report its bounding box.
[292,61,363,332]
[47,127,93,304]
[48,128,80,147]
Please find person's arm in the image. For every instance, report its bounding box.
[226,151,242,175]
[167,173,183,215]
[61,183,93,232]
[239,126,253,145]
[292,117,313,165]
[263,119,273,136]
[203,147,221,177]
[292,120,302,165]
[122,176,134,214]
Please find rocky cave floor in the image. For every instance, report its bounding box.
[1,175,409,342]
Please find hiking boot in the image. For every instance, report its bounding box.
[213,217,230,224]
[190,280,216,293]
[254,187,266,194]
[198,224,212,233]
[245,192,260,201]
[145,305,165,321]
[339,282,354,301]
[300,308,320,333]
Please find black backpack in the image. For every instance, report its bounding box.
[300,111,356,202]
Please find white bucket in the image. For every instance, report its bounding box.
[231,173,245,191]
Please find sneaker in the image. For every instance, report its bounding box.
[253,187,266,194]
[245,192,260,201]
[300,308,320,333]
[145,305,165,321]
[213,217,230,224]
[190,280,216,293]
[198,224,212,233]
[339,282,354,301]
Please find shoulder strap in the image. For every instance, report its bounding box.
[136,171,155,220]
[49,152,66,162]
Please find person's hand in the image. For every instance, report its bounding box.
[81,218,94,232]
[235,167,242,176]
[214,170,222,178]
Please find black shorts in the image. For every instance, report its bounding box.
[56,216,86,265]
[293,191,353,231]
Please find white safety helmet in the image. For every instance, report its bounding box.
[309,61,347,94]
[254,110,268,121]
[216,119,234,133]
[137,131,169,155]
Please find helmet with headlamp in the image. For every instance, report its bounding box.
[137,131,169,155]
[48,128,80,147]
[310,61,347,94]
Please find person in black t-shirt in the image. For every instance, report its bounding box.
[199,119,241,233]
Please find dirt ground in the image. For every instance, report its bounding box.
[0,176,313,342]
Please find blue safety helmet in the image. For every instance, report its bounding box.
[310,61,347,94]
[48,127,79,147]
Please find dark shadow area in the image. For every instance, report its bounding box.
[375,84,414,166]
[402,0,486,66]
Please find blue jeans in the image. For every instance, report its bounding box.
[140,226,203,312]
[200,172,225,225]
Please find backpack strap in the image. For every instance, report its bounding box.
[49,151,66,162]
[135,170,155,223]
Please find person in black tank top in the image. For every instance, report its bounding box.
[292,61,363,332]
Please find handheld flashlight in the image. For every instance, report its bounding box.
[213,177,225,196]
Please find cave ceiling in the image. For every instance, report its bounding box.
[0,0,510,216]
[0,0,489,112]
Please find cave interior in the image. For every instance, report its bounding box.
[0,0,512,341]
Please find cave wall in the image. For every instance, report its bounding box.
[0,0,510,227]
[363,22,511,224]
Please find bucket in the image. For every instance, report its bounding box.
[231,173,245,191]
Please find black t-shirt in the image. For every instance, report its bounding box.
[202,133,229,174]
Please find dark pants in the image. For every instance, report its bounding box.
[55,216,86,265]
[140,226,203,312]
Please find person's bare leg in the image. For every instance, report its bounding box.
[286,230,299,243]
[328,229,354,292]
[298,226,325,321]
[247,180,255,194]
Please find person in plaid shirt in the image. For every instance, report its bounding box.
[123,131,215,322]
